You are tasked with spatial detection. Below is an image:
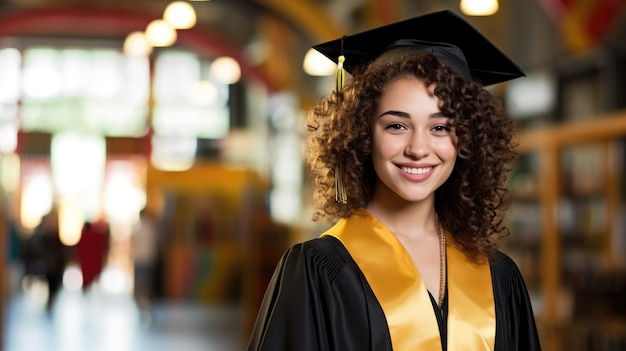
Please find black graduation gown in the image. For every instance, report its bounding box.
[247,235,542,351]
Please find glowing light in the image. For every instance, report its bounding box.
[51,132,105,195]
[164,1,197,29]
[50,132,105,245]
[460,0,499,16]
[20,173,53,230]
[303,48,336,76]
[103,171,145,225]
[123,31,153,56]
[58,202,84,246]
[146,20,177,47]
[209,57,241,84]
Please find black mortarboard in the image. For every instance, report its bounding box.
[313,10,524,86]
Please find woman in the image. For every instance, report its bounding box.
[247,10,541,351]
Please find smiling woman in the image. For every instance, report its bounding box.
[246,10,541,351]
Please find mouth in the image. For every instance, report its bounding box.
[400,166,433,175]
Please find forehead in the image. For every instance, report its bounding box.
[376,78,440,109]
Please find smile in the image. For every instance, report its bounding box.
[401,166,432,175]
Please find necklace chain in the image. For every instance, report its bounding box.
[436,217,447,307]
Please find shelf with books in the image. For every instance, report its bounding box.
[511,110,626,351]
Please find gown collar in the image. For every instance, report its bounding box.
[323,209,495,350]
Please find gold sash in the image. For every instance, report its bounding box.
[323,210,495,350]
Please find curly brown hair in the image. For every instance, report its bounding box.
[306,49,519,260]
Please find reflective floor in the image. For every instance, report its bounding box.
[4,285,246,351]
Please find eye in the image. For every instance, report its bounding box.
[432,124,452,134]
[385,123,406,131]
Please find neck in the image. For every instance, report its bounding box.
[366,200,437,239]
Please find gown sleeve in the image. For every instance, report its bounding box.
[491,251,543,351]
[246,237,392,351]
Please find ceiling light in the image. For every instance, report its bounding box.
[460,0,499,16]
[146,19,177,47]
[209,57,241,84]
[303,48,336,76]
[123,31,153,56]
[164,1,197,30]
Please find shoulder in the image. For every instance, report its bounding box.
[489,250,531,295]
[282,236,353,283]
[489,250,519,270]
[489,251,523,279]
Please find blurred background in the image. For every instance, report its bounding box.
[0,0,624,350]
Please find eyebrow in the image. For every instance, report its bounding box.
[376,110,450,119]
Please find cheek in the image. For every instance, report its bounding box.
[434,139,458,160]
[372,133,404,156]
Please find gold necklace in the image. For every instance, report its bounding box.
[436,217,447,307]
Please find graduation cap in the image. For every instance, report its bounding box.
[313,10,524,86]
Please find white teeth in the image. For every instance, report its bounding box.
[402,167,432,175]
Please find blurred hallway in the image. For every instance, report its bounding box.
[4,285,245,351]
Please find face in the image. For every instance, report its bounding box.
[370,77,458,206]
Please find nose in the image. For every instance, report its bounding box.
[405,130,430,159]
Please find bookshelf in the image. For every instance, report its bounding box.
[508,110,626,351]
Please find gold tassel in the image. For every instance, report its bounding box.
[335,38,347,204]
[335,164,347,204]
[336,54,345,93]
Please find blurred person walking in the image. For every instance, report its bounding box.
[22,208,67,311]
[131,208,161,324]
[76,218,110,292]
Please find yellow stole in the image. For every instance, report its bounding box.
[323,210,495,350]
